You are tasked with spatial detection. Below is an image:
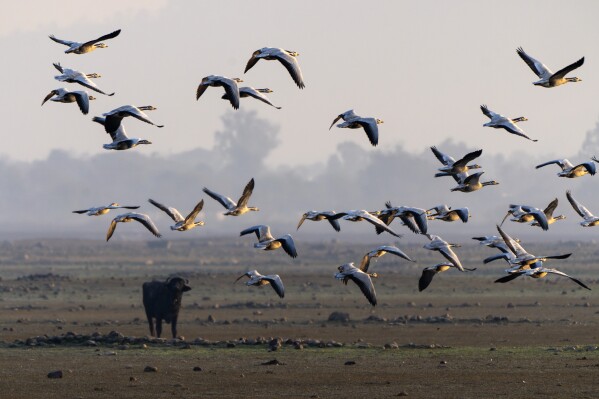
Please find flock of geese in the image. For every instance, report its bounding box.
[43,29,595,305]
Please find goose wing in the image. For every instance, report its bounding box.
[496,224,527,257]
[419,267,441,292]
[106,219,119,241]
[263,275,285,298]
[455,208,469,222]
[483,253,512,264]
[196,79,210,100]
[501,121,537,141]
[354,118,379,146]
[72,208,91,214]
[274,51,305,89]
[551,57,584,81]
[535,159,565,170]
[348,271,377,306]
[454,149,483,168]
[148,199,184,222]
[463,171,483,186]
[236,178,255,208]
[220,78,240,109]
[296,213,308,230]
[543,198,559,218]
[240,225,273,241]
[244,50,262,73]
[566,190,593,219]
[327,216,341,232]
[358,254,372,273]
[517,47,552,79]
[543,268,591,290]
[49,35,77,47]
[437,245,463,271]
[202,187,236,210]
[494,272,524,284]
[41,90,58,106]
[403,208,428,234]
[275,234,298,258]
[104,105,163,128]
[184,199,204,225]
[378,245,414,262]
[521,206,549,231]
[575,161,596,175]
[130,213,162,238]
[72,74,114,96]
[480,104,501,120]
[242,88,281,109]
[430,146,454,165]
[360,211,402,238]
[82,29,121,47]
[398,214,420,234]
[72,91,90,114]
[329,114,344,130]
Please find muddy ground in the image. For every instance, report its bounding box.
[0,238,598,398]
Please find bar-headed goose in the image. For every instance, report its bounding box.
[430,146,483,177]
[500,203,550,231]
[197,75,243,109]
[329,210,401,237]
[535,158,596,178]
[374,202,428,234]
[423,234,469,271]
[203,178,258,216]
[49,29,121,54]
[245,48,305,89]
[222,87,281,109]
[530,198,565,228]
[240,225,297,258]
[517,47,584,88]
[480,105,537,142]
[426,204,469,223]
[334,263,377,306]
[359,245,415,273]
[42,88,95,114]
[450,171,499,193]
[53,63,114,96]
[419,262,466,292]
[148,199,205,231]
[330,109,383,146]
[566,190,599,227]
[106,212,161,241]
[92,117,152,150]
[73,203,140,216]
[495,264,590,290]
[101,105,164,133]
[235,270,285,298]
[472,235,520,254]
[297,211,341,232]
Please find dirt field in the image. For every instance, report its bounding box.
[0,238,598,398]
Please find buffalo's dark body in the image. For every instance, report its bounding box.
[142,277,191,338]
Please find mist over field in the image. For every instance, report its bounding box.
[3,110,599,242]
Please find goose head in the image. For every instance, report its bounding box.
[512,117,528,123]
[86,73,102,79]
[285,50,300,57]
[94,43,109,49]
[375,119,384,125]
[138,139,152,145]
[257,88,273,93]
[89,95,97,101]
[138,105,157,111]
[41,90,58,106]
[232,78,244,83]
[566,77,582,83]
[482,180,499,187]
[467,164,482,170]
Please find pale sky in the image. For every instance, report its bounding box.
[2,0,599,167]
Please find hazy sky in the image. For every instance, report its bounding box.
[2,1,599,167]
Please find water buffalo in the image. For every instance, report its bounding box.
[142,276,191,338]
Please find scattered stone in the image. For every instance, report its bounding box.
[129,377,137,382]
[406,301,416,308]
[261,359,285,366]
[489,347,497,351]
[207,315,216,323]
[344,361,356,366]
[193,366,203,371]
[385,342,399,350]
[47,370,63,379]
[227,342,236,348]
[440,360,447,365]
[506,303,515,308]
[398,392,409,397]
[144,366,158,372]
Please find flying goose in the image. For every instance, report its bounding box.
[41,88,95,114]
[566,190,599,227]
[297,211,341,232]
[235,270,285,298]
[426,205,469,223]
[430,146,483,177]
[53,63,114,96]
[49,29,121,54]
[73,202,140,216]
[92,117,151,150]
[495,265,590,290]
[500,203,550,231]
[419,262,464,292]
[423,234,468,271]
[334,263,377,306]
[329,210,402,237]
[106,212,161,241]
[480,105,537,142]
[450,171,499,193]
[374,202,428,234]
[245,48,305,89]
[530,198,565,228]
[517,47,584,88]
[535,158,596,178]
[148,199,205,231]
[494,225,571,268]
[329,110,383,147]
[222,87,281,109]
[240,225,298,258]
[196,75,243,109]
[472,235,520,254]
[203,178,258,216]
[359,245,414,273]
[101,105,164,133]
